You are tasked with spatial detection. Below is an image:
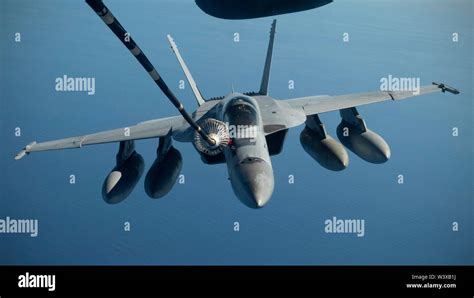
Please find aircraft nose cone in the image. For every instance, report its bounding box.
[247,177,273,208]
[230,158,274,209]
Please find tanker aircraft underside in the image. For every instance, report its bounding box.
[195,0,333,19]
[15,0,459,209]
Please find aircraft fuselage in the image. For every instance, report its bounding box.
[219,94,275,208]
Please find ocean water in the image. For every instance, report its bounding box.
[0,0,472,265]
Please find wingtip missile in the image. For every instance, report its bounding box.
[433,82,460,95]
[14,142,37,160]
[14,149,27,160]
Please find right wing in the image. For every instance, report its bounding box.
[286,82,460,116]
[15,116,188,160]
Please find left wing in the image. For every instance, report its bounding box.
[14,116,188,160]
[286,82,459,116]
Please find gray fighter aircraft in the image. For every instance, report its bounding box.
[15,0,459,209]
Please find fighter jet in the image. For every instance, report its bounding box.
[15,0,459,209]
[195,0,332,19]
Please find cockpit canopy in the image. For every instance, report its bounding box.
[224,97,259,126]
[223,97,260,144]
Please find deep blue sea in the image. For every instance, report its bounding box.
[0,0,472,265]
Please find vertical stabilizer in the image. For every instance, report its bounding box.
[167,35,206,106]
[259,19,277,96]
